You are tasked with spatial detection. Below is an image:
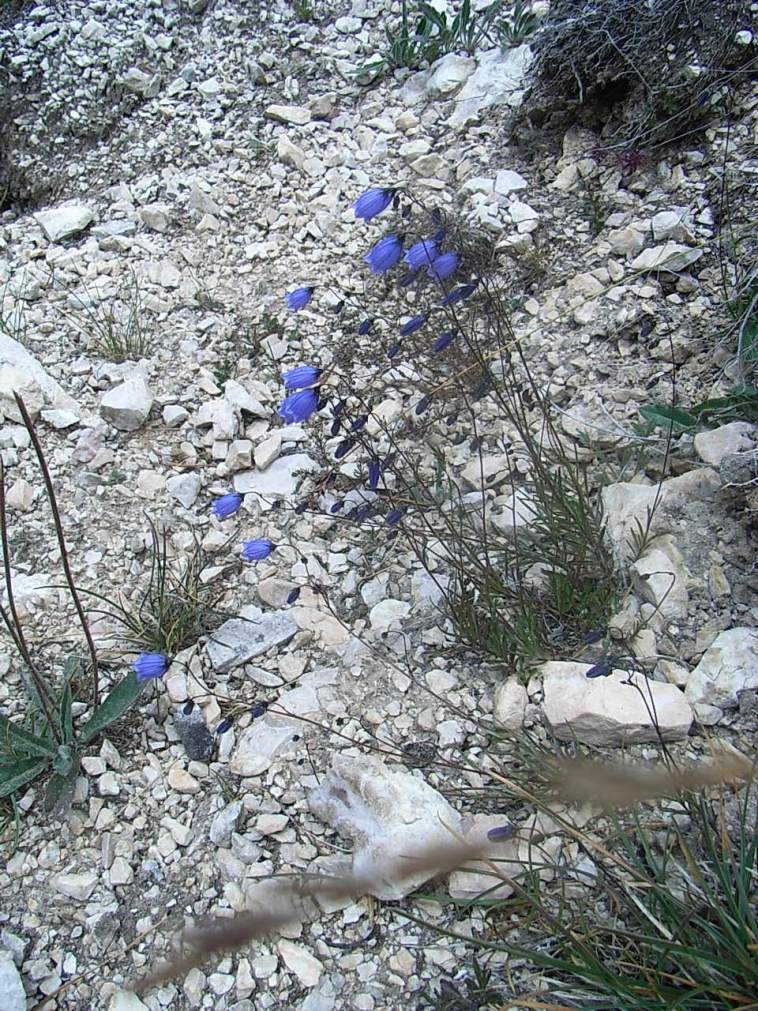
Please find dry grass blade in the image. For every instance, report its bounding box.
[130,839,482,992]
[549,751,755,808]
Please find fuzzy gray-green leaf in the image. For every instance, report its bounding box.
[0,712,57,759]
[0,756,47,798]
[79,671,143,744]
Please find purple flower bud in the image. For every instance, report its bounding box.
[211,492,243,520]
[335,437,355,459]
[386,508,404,525]
[399,313,427,336]
[351,415,367,431]
[368,459,381,490]
[286,286,313,311]
[241,539,275,562]
[330,500,344,513]
[487,823,516,841]
[586,660,613,679]
[216,716,233,735]
[433,330,455,353]
[387,344,401,359]
[582,628,606,645]
[441,281,478,306]
[357,318,374,335]
[133,652,168,682]
[287,587,301,604]
[415,395,431,415]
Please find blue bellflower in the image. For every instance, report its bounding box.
[283,364,321,390]
[353,187,395,221]
[211,492,243,520]
[134,652,168,682]
[364,235,403,274]
[242,539,274,561]
[399,314,427,336]
[433,331,456,353]
[404,239,437,271]
[278,388,319,424]
[428,251,459,281]
[368,459,381,490]
[286,286,313,311]
[441,281,478,306]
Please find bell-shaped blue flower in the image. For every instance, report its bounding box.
[404,239,437,271]
[428,251,459,281]
[278,389,319,424]
[441,281,478,306]
[364,234,403,274]
[134,652,168,682]
[211,492,243,520]
[286,286,313,311]
[242,539,274,561]
[433,330,456,353]
[283,364,321,390]
[399,313,427,336]
[353,187,395,221]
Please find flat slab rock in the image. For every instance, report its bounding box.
[308,753,462,900]
[0,333,80,422]
[685,627,758,713]
[233,453,318,501]
[541,662,693,745]
[207,604,298,672]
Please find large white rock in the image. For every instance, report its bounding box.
[493,678,528,731]
[685,628,758,711]
[631,242,703,273]
[0,334,80,421]
[277,940,322,988]
[207,605,298,672]
[447,45,533,128]
[425,53,476,96]
[229,668,338,776]
[694,422,756,466]
[448,812,560,900]
[542,662,693,744]
[234,453,318,501]
[0,951,25,1011]
[309,753,463,900]
[630,539,689,620]
[99,378,154,431]
[34,202,95,242]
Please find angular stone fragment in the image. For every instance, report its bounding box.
[52,871,98,901]
[694,422,756,467]
[0,951,25,1011]
[541,662,692,744]
[685,628,758,711]
[207,605,298,672]
[99,378,153,431]
[233,453,318,501]
[34,203,95,242]
[631,242,703,273]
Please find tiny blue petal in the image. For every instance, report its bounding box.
[133,652,168,682]
[386,508,404,526]
[415,395,431,415]
[441,281,478,306]
[404,239,437,271]
[278,389,319,424]
[428,251,459,281]
[286,286,313,311]
[241,539,275,561]
[211,492,243,520]
[287,587,301,604]
[357,318,374,335]
[283,364,321,390]
[387,344,401,359]
[399,313,427,336]
[364,234,403,274]
[433,331,455,353]
[353,187,395,221]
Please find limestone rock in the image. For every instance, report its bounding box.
[99,378,154,431]
[34,202,95,242]
[494,679,528,731]
[207,605,298,672]
[631,242,703,273]
[630,540,689,620]
[166,472,202,508]
[541,662,693,744]
[425,53,476,96]
[0,334,80,421]
[685,628,758,712]
[233,453,318,501]
[265,104,311,125]
[52,871,98,901]
[447,45,532,129]
[369,598,410,632]
[277,940,322,988]
[694,422,756,467]
[0,951,25,1011]
[308,753,463,900]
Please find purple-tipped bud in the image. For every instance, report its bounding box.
[368,459,381,490]
[582,628,606,645]
[487,823,516,841]
[586,660,613,679]
[441,281,478,306]
[399,313,427,336]
[386,508,404,525]
[433,330,455,353]
[387,344,401,359]
[357,318,375,335]
[286,587,301,604]
[216,716,233,735]
[415,395,431,415]
[335,437,355,459]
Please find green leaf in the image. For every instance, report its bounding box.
[52,744,75,776]
[0,712,57,759]
[79,670,144,745]
[44,764,79,816]
[0,756,47,799]
[639,404,698,432]
[58,660,79,745]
